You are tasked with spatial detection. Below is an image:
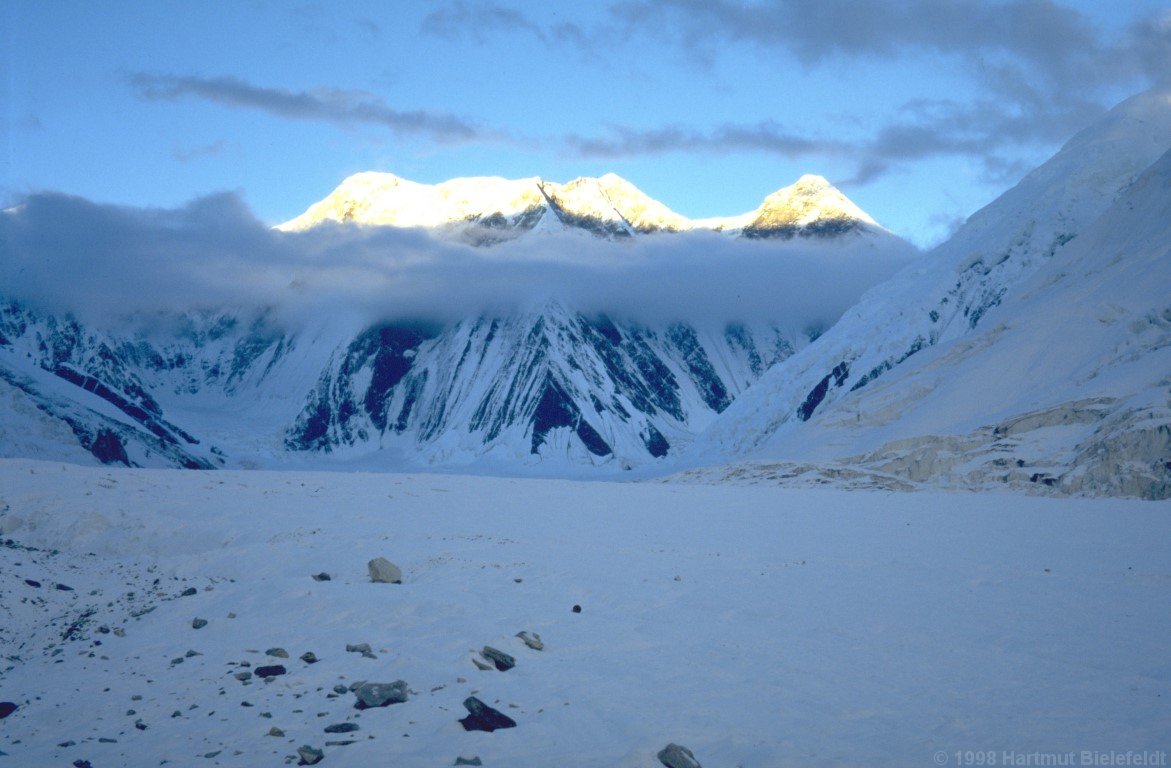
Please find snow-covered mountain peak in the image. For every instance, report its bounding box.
[277,170,892,244]
[740,174,879,238]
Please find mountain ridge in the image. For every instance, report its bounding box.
[277,170,888,243]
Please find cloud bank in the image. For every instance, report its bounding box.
[423,1,1171,182]
[0,192,916,333]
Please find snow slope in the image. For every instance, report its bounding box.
[692,87,1171,499]
[0,459,1167,767]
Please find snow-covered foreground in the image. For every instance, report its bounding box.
[0,460,1167,767]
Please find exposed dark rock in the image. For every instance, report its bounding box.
[297,745,324,765]
[300,651,318,664]
[0,702,16,719]
[455,758,483,766]
[192,618,208,629]
[481,646,516,671]
[797,360,850,421]
[267,726,285,737]
[367,557,402,583]
[255,665,287,679]
[658,743,702,768]
[312,572,331,581]
[353,680,409,709]
[266,647,289,658]
[572,604,582,613]
[24,579,40,588]
[55,582,74,591]
[234,671,252,682]
[324,722,359,733]
[180,587,198,597]
[459,696,517,732]
[72,761,93,768]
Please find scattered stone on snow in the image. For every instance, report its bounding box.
[267,726,285,737]
[312,572,331,582]
[455,757,483,766]
[332,685,348,695]
[345,642,376,659]
[0,702,16,719]
[297,745,324,765]
[301,651,319,664]
[72,761,92,768]
[481,646,516,671]
[255,665,287,679]
[459,696,517,732]
[234,671,252,682]
[572,604,582,613]
[192,618,208,629]
[266,647,289,658]
[324,722,359,733]
[367,557,402,584]
[658,743,702,768]
[353,680,409,709]
[180,587,198,597]
[516,631,544,651]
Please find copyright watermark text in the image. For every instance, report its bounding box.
[933,751,1167,767]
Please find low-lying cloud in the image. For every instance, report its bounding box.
[1,192,917,334]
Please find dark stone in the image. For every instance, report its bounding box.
[455,758,483,766]
[55,583,74,591]
[180,587,198,597]
[255,665,287,679]
[192,618,208,629]
[73,761,93,768]
[353,680,408,709]
[266,647,289,658]
[0,701,16,719]
[572,604,582,613]
[300,651,319,664]
[481,646,515,671]
[24,579,40,588]
[297,745,324,765]
[324,722,359,733]
[459,696,517,732]
[658,743,702,768]
[312,572,331,581]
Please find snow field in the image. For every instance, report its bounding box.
[0,460,1168,766]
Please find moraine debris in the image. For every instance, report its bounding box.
[367,557,402,584]
[481,646,516,671]
[459,696,517,732]
[658,743,702,768]
[353,680,409,709]
[516,631,544,651]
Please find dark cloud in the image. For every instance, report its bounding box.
[568,121,850,160]
[420,1,589,49]
[128,74,485,143]
[423,1,1171,182]
[0,192,916,332]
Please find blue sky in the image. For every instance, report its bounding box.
[4,1,1170,246]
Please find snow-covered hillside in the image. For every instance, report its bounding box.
[692,87,1171,499]
[1,460,1167,767]
[277,171,890,244]
[0,301,800,473]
